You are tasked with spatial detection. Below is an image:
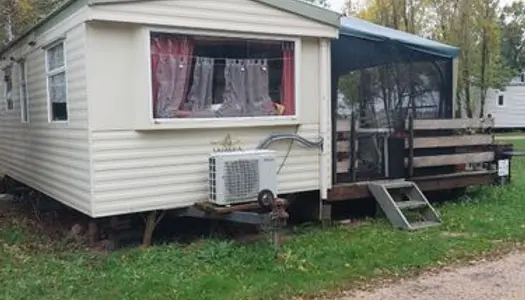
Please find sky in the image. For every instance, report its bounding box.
[327,0,345,12]
[326,0,519,13]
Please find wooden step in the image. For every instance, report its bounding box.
[369,181,442,231]
[397,201,427,210]
[410,221,442,231]
[381,181,414,190]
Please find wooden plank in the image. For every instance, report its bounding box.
[409,118,495,130]
[410,152,495,168]
[194,201,261,214]
[338,118,494,132]
[337,119,351,131]
[407,135,494,149]
[328,171,496,201]
[327,181,370,201]
[341,134,493,150]
[337,141,349,152]
[415,171,496,192]
[337,160,350,174]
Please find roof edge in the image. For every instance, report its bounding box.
[90,0,342,28]
[1,0,341,58]
[254,0,341,28]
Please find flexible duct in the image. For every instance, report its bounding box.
[256,134,324,151]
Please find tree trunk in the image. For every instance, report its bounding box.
[4,13,14,44]
[479,2,491,118]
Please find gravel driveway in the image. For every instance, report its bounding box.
[340,252,525,300]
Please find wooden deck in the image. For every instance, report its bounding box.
[332,117,500,202]
[327,170,496,202]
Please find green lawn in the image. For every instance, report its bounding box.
[1,140,525,300]
[495,130,525,137]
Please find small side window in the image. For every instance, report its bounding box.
[3,66,13,111]
[498,94,504,106]
[45,42,68,122]
[19,60,29,123]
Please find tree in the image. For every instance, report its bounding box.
[0,0,63,45]
[500,1,525,73]
[348,0,506,118]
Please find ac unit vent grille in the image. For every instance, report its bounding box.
[209,157,217,201]
[224,159,259,200]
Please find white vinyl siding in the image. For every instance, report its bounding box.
[90,125,320,217]
[0,14,91,215]
[485,84,525,129]
[0,0,334,218]
[85,9,327,217]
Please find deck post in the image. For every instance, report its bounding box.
[350,112,358,182]
[408,115,414,178]
[321,203,332,227]
[88,220,100,247]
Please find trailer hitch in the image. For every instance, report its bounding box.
[257,190,289,249]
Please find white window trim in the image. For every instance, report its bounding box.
[3,65,14,112]
[145,27,301,128]
[19,59,29,123]
[44,40,69,123]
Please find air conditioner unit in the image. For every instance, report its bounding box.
[208,150,278,206]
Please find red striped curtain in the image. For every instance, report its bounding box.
[150,35,194,118]
[281,42,295,116]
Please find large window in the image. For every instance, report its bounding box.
[3,66,13,111]
[19,60,29,122]
[150,32,296,119]
[46,42,68,121]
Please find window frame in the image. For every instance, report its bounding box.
[498,94,504,107]
[44,40,69,123]
[19,59,29,123]
[146,27,301,126]
[3,65,13,112]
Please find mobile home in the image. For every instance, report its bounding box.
[0,0,338,218]
[0,0,509,237]
[485,73,525,129]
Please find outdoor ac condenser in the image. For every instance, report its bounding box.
[208,150,278,206]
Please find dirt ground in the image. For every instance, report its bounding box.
[339,251,525,300]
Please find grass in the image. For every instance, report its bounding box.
[1,140,525,300]
[495,130,525,137]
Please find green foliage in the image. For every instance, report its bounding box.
[1,142,525,300]
[0,0,63,45]
[350,0,516,118]
[500,1,525,73]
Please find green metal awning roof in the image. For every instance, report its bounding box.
[332,16,460,73]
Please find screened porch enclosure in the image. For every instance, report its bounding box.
[331,17,460,184]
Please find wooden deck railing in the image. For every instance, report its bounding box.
[335,117,496,181]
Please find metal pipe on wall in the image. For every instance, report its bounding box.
[319,38,331,203]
